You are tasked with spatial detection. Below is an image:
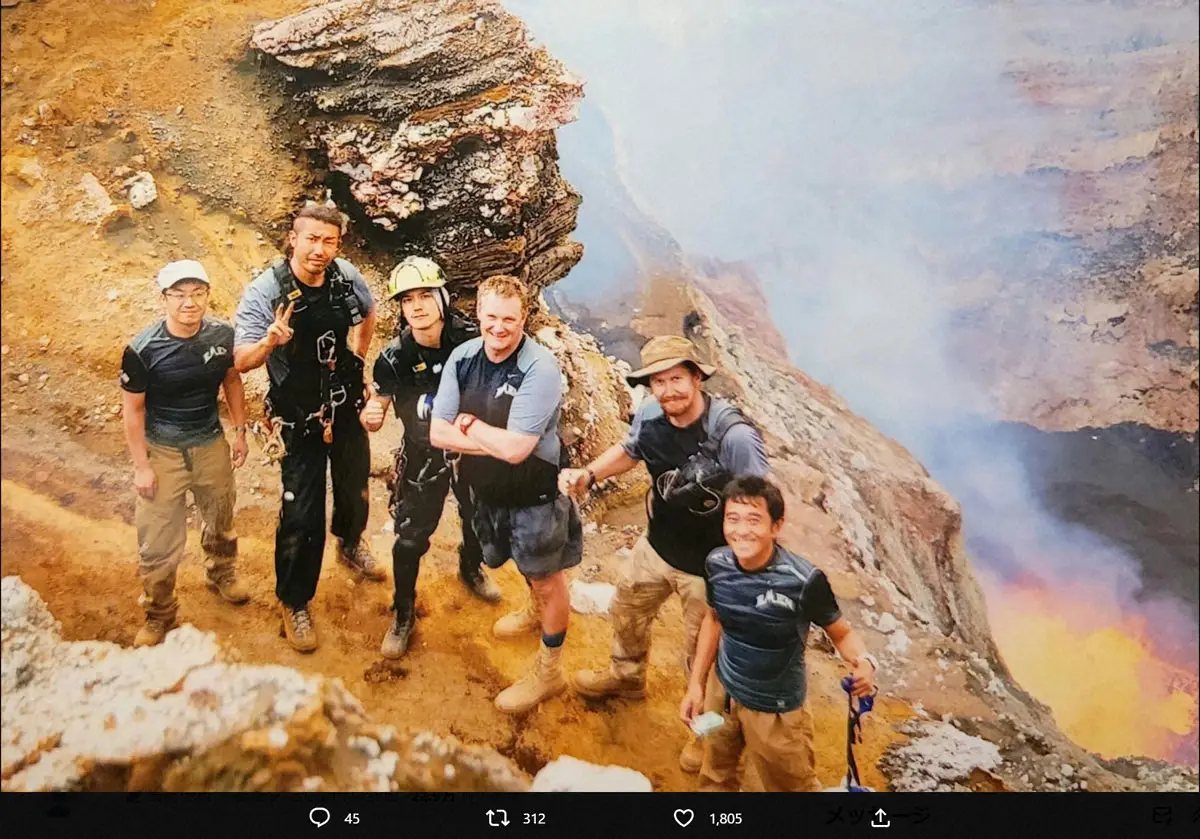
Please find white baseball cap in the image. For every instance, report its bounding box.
[155,259,210,290]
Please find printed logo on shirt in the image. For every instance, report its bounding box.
[413,362,427,372]
[202,345,228,365]
[756,589,796,612]
[494,382,519,399]
[432,363,443,374]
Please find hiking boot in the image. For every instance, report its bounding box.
[494,643,566,714]
[134,615,176,648]
[337,539,387,582]
[460,563,502,604]
[492,595,541,639]
[279,603,318,653]
[571,668,647,700]
[205,571,250,605]
[380,612,415,660]
[679,736,704,774]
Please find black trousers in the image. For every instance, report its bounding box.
[275,412,370,609]
[391,446,483,617]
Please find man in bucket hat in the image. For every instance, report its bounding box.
[560,334,769,773]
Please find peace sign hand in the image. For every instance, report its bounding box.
[265,302,295,348]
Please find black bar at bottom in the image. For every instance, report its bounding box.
[4,792,1198,838]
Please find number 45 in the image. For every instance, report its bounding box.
[345,814,360,824]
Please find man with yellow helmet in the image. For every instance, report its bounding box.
[360,256,501,658]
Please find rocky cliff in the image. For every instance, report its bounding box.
[251,0,584,296]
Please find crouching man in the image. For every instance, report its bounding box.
[680,476,878,791]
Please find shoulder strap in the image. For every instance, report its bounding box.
[327,260,365,325]
[271,260,299,307]
[699,400,752,461]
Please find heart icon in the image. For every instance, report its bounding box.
[673,809,695,827]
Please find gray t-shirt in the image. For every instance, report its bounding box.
[233,257,374,387]
[433,335,565,506]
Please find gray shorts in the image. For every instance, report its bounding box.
[472,494,583,580]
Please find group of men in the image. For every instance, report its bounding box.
[120,203,877,790]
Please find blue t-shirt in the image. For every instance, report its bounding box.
[706,543,842,712]
[432,335,565,506]
[120,317,234,449]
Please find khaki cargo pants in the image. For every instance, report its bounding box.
[699,667,821,792]
[136,436,238,622]
[608,535,707,683]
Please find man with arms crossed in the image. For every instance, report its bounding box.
[561,335,768,773]
[360,256,500,660]
[681,476,878,791]
[234,204,380,653]
[430,275,582,714]
[121,260,249,647]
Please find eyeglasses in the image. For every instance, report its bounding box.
[164,289,210,303]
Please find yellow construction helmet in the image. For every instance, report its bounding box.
[386,256,446,300]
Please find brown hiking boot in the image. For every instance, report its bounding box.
[460,563,502,604]
[679,736,704,774]
[205,571,250,605]
[279,603,318,653]
[493,595,541,639]
[495,643,566,714]
[134,615,176,648]
[337,539,387,582]
[571,668,647,700]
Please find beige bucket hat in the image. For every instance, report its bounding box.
[625,335,717,387]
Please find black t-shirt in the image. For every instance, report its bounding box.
[705,544,842,712]
[120,318,234,448]
[373,316,478,448]
[623,396,769,576]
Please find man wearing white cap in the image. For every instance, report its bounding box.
[120,260,250,647]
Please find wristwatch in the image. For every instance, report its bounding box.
[858,653,880,673]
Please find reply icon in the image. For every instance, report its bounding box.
[309,807,331,828]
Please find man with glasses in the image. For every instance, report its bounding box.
[120,260,250,647]
[234,204,379,652]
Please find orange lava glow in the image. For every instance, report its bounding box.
[986,582,1199,766]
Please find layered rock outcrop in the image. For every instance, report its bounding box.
[251,0,584,294]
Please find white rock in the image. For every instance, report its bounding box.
[886,628,911,655]
[530,756,651,792]
[875,612,899,634]
[1061,764,1074,778]
[887,722,1002,792]
[569,581,616,616]
[125,172,158,209]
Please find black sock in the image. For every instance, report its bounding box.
[542,630,566,648]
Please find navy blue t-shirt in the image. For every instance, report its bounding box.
[705,543,842,712]
[120,318,234,449]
